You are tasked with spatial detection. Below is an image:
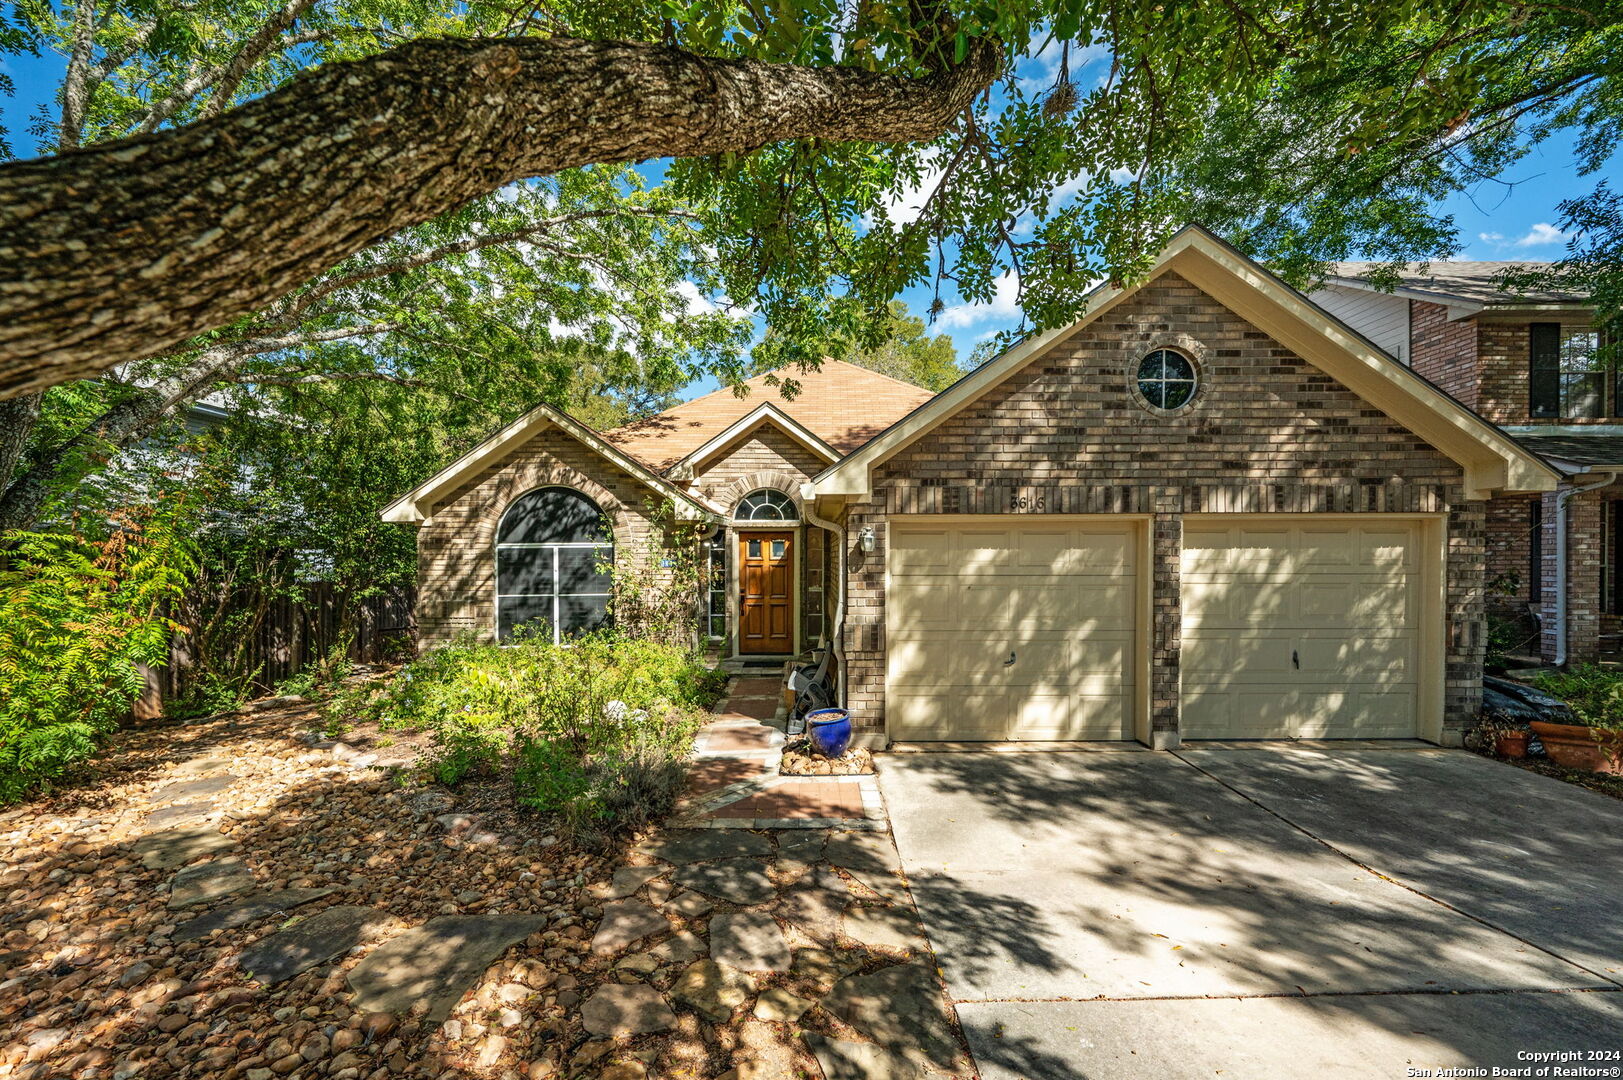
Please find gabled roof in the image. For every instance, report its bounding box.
[671,402,840,479]
[1326,261,1589,308]
[808,226,1559,502]
[604,358,935,472]
[380,403,714,525]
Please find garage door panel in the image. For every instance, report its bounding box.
[1010,693,1129,740]
[1181,577,1294,622]
[889,692,1007,741]
[1010,581,1133,630]
[1181,520,1422,740]
[887,520,1138,742]
[1183,630,1296,679]
[888,634,1012,687]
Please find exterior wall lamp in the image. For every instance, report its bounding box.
[858,526,876,554]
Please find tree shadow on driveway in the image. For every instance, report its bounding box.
[877,749,1623,1076]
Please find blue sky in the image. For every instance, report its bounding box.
[4,39,1610,402]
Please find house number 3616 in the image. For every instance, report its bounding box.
[1009,495,1046,511]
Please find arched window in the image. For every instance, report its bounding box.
[735,488,798,522]
[495,487,613,643]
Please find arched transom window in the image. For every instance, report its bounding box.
[734,488,798,522]
[495,487,613,643]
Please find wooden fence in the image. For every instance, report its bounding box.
[134,583,416,718]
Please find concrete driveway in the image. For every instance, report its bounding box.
[879,747,1623,1079]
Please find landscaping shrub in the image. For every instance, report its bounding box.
[0,508,195,803]
[1531,665,1623,730]
[351,630,725,845]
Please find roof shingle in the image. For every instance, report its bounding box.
[1328,261,1588,305]
[603,358,936,471]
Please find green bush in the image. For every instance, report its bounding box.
[351,630,725,845]
[1532,665,1623,730]
[0,508,195,803]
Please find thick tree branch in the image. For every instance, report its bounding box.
[0,33,1001,398]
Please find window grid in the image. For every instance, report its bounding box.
[494,486,613,644]
[735,489,798,522]
[706,540,727,640]
[1136,349,1198,411]
[1531,323,1606,419]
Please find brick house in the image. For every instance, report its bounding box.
[384,227,1557,749]
[1313,258,1612,665]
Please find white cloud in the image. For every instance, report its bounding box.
[867,156,946,228]
[674,279,716,315]
[937,270,1021,329]
[1516,222,1567,247]
[1108,166,1137,185]
[1479,223,1568,250]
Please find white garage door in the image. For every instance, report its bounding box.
[887,520,1137,741]
[1180,519,1420,739]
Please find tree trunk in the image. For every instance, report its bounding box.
[0,35,999,399]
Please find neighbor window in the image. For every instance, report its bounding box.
[1530,323,1604,419]
[494,486,613,643]
[1136,349,1199,410]
[735,488,798,522]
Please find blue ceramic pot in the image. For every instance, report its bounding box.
[807,708,853,758]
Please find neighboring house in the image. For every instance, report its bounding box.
[384,226,1557,749]
[1314,261,1610,664]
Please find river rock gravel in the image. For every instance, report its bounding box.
[0,689,976,1079]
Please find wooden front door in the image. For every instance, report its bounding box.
[739,531,795,654]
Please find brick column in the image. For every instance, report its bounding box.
[1567,492,1604,663]
[1444,503,1487,744]
[1539,490,1560,661]
[1150,502,1182,749]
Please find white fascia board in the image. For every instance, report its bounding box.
[679,403,840,475]
[379,404,714,525]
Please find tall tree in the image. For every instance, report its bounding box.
[0,0,1561,397]
[833,301,961,391]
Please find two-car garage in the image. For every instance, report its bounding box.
[884,516,1441,745]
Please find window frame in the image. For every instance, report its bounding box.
[493,486,614,644]
[1133,348,1200,413]
[734,488,799,523]
[1530,322,1606,420]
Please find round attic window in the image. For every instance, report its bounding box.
[1135,349,1199,412]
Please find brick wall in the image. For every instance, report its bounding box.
[1410,300,1480,408]
[1484,496,1541,656]
[415,427,662,648]
[841,272,1485,743]
[694,426,828,499]
[1540,488,1618,662]
[1476,321,1529,424]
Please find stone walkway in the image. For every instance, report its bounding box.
[675,677,885,830]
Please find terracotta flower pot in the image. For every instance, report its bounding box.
[1495,731,1530,759]
[1529,720,1623,775]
